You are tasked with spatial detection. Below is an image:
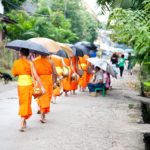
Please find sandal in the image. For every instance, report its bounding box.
[19,127,25,132]
[40,119,46,123]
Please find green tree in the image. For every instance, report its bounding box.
[97,0,144,12]
[2,0,26,12]
[6,10,37,40]
[34,7,77,43]
[5,7,77,43]
[102,0,150,93]
[50,0,98,43]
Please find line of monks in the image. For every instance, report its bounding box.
[12,48,94,132]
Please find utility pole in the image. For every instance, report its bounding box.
[64,0,67,18]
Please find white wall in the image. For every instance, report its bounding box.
[0,0,4,14]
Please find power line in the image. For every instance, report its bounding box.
[4,0,20,9]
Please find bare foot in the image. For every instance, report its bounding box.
[20,119,26,132]
[40,113,46,123]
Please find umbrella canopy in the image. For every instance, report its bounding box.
[87,57,117,78]
[89,50,96,57]
[74,42,90,56]
[57,43,74,57]
[56,50,68,58]
[6,40,50,55]
[73,47,84,57]
[74,42,98,57]
[66,44,84,57]
[28,37,61,53]
[81,41,97,51]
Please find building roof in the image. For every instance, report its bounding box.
[0,14,17,24]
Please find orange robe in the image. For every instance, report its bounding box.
[70,57,78,90]
[50,55,63,76]
[50,55,63,97]
[53,82,62,96]
[62,58,71,92]
[12,58,32,119]
[78,55,89,89]
[33,57,53,113]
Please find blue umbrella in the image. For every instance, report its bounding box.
[89,50,96,57]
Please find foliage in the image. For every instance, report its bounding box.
[5,10,37,40]
[35,7,77,43]
[0,41,14,69]
[97,0,144,12]
[106,0,150,92]
[108,8,150,64]
[5,7,77,43]
[50,0,98,43]
[144,81,150,92]
[4,0,98,43]
[2,0,26,12]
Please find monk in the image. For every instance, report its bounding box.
[70,56,78,94]
[78,55,89,91]
[12,48,44,132]
[33,56,57,123]
[62,58,71,96]
[50,55,63,103]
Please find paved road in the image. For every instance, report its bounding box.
[0,75,147,150]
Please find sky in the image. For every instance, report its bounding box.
[84,0,109,24]
[84,0,100,14]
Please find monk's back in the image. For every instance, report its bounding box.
[33,57,52,75]
[12,58,31,76]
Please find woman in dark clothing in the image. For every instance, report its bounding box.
[118,54,126,77]
[111,53,118,66]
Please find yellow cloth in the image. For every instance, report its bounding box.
[18,75,32,86]
[63,66,70,75]
[56,66,63,75]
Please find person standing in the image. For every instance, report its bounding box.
[33,55,57,123]
[12,48,44,132]
[118,54,126,77]
[111,53,118,75]
[127,52,133,75]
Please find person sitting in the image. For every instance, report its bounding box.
[87,67,104,96]
[103,71,111,90]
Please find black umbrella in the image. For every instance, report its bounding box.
[56,50,68,58]
[6,40,50,55]
[67,44,84,57]
[73,48,84,57]
[81,41,98,51]
[74,42,90,56]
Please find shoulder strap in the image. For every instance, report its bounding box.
[78,57,83,70]
[30,61,36,86]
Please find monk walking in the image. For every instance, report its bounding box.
[12,48,44,132]
[33,55,57,123]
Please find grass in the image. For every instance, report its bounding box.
[128,103,134,109]
[144,81,150,92]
